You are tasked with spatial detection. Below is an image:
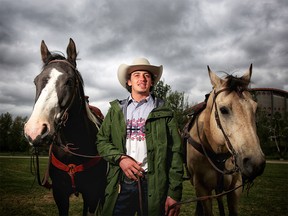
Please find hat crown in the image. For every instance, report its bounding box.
[131,58,151,66]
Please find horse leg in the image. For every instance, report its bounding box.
[195,201,204,216]
[78,167,106,216]
[81,193,97,216]
[215,186,225,216]
[216,196,225,216]
[195,188,214,216]
[81,182,106,216]
[52,187,70,216]
[226,189,241,216]
[226,175,242,216]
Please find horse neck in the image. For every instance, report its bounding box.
[57,95,98,156]
[195,93,228,154]
[191,110,214,152]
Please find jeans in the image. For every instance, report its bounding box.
[113,176,148,216]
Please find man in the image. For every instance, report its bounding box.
[97,58,183,216]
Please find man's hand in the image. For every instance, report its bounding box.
[165,196,180,216]
[119,156,145,181]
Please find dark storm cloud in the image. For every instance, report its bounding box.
[0,0,287,117]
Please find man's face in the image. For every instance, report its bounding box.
[127,71,153,95]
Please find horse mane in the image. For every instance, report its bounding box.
[85,103,101,130]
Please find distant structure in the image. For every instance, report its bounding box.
[250,88,288,118]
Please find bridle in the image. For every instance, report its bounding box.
[195,87,240,175]
[48,59,80,144]
[172,87,253,215]
[213,88,238,159]
[31,59,83,188]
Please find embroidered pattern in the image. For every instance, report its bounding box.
[126,117,146,141]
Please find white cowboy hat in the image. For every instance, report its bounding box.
[117,58,163,88]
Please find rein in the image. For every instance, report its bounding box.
[31,145,52,189]
[166,182,253,215]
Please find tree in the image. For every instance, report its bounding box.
[9,116,29,152]
[256,109,288,159]
[0,112,13,151]
[0,113,29,152]
[268,112,288,159]
[153,80,171,99]
[154,80,190,129]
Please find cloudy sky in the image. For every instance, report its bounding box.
[1,0,287,118]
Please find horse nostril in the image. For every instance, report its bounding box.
[243,156,266,180]
[243,157,253,173]
[41,124,49,138]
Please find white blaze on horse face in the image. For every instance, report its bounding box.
[24,69,63,142]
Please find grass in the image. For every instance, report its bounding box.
[0,157,287,216]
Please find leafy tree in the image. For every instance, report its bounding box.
[154,80,190,129]
[0,112,13,151]
[167,91,190,129]
[153,80,171,99]
[256,109,288,159]
[268,112,288,159]
[10,116,29,152]
[0,113,29,152]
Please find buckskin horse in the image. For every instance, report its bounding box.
[184,65,266,215]
[24,38,107,216]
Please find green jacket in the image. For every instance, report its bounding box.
[97,97,183,216]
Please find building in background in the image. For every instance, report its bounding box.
[250,88,288,119]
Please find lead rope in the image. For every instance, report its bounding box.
[32,145,53,189]
[166,183,247,215]
[137,175,144,216]
[32,147,145,215]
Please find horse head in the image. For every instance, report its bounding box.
[24,38,94,147]
[204,65,266,181]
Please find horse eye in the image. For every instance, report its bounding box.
[220,107,229,115]
[66,78,74,87]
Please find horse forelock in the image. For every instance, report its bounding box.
[42,52,66,68]
[224,74,250,97]
[42,52,84,87]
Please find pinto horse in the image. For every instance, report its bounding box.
[184,65,266,215]
[24,38,107,216]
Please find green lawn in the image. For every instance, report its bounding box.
[0,157,287,215]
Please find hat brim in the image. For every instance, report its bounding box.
[118,64,163,88]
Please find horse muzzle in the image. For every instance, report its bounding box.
[24,122,53,147]
[238,155,266,181]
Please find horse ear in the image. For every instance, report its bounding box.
[66,38,77,67]
[208,65,222,88]
[40,40,52,64]
[241,64,252,84]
